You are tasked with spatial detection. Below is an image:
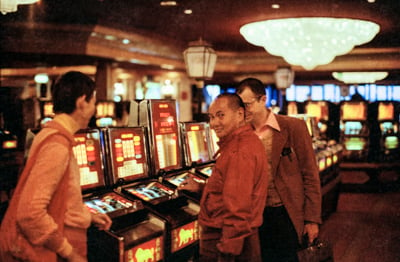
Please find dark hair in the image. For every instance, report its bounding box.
[236,77,266,97]
[52,71,96,114]
[216,93,245,110]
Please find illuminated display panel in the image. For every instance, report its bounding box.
[343,121,363,135]
[84,192,135,218]
[184,123,211,164]
[125,236,164,262]
[305,102,329,122]
[151,101,181,172]
[341,102,367,121]
[96,101,115,118]
[73,129,105,190]
[209,129,219,159]
[165,172,206,187]
[343,137,367,151]
[384,136,399,150]
[378,103,394,121]
[43,101,54,117]
[107,127,148,183]
[198,166,213,177]
[2,140,17,149]
[125,182,174,202]
[171,220,199,253]
[380,122,397,135]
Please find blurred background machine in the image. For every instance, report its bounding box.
[340,101,369,162]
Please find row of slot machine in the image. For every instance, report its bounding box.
[288,100,400,162]
[72,99,218,262]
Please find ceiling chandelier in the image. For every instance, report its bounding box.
[240,17,380,70]
[332,71,388,84]
[0,0,39,14]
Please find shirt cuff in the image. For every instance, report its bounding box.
[56,238,73,258]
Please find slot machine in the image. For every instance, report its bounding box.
[340,101,369,161]
[39,100,54,127]
[377,102,399,159]
[181,121,216,178]
[305,101,333,140]
[0,128,19,199]
[96,101,117,127]
[162,121,212,201]
[73,128,166,262]
[121,99,200,261]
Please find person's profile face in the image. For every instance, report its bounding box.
[80,91,97,128]
[238,88,264,123]
[208,97,242,139]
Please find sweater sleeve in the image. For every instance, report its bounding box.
[16,139,73,256]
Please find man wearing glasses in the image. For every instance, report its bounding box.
[237,78,322,262]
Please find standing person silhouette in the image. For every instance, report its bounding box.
[237,78,322,262]
[0,71,112,262]
[197,93,269,262]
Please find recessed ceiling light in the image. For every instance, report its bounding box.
[122,39,130,44]
[271,4,280,9]
[184,9,192,14]
[367,0,375,3]
[160,1,177,6]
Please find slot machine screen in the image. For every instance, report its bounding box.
[73,129,105,190]
[107,127,148,183]
[84,192,134,216]
[343,137,367,151]
[341,102,367,120]
[96,101,116,127]
[378,103,394,121]
[43,101,54,117]
[209,129,219,159]
[96,101,115,118]
[151,101,181,172]
[305,102,329,122]
[125,182,174,202]
[384,136,399,150]
[164,172,206,187]
[183,123,211,164]
[343,121,363,135]
[380,122,397,135]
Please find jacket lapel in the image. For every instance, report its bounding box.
[271,117,289,177]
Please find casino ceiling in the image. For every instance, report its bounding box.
[1,0,400,84]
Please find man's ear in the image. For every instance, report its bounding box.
[75,95,87,111]
[260,95,267,103]
[237,107,245,118]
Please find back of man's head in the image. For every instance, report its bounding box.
[215,93,245,111]
[236,78,266,97]
[52,71,96,114]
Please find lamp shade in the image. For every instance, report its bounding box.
[183,39,217,80]
[240,17,380,70]
[274,67,295,89]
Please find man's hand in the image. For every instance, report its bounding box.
[178,176,205,193]
[91,213,112,231]
[303,223,319,244]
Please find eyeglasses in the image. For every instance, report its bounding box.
[243,96,261,108]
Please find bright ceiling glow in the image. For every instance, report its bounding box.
[332,71,388,84]
[1,0,39,14]
[240,17,380,70]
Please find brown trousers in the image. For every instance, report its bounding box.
[199,225,261,262]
